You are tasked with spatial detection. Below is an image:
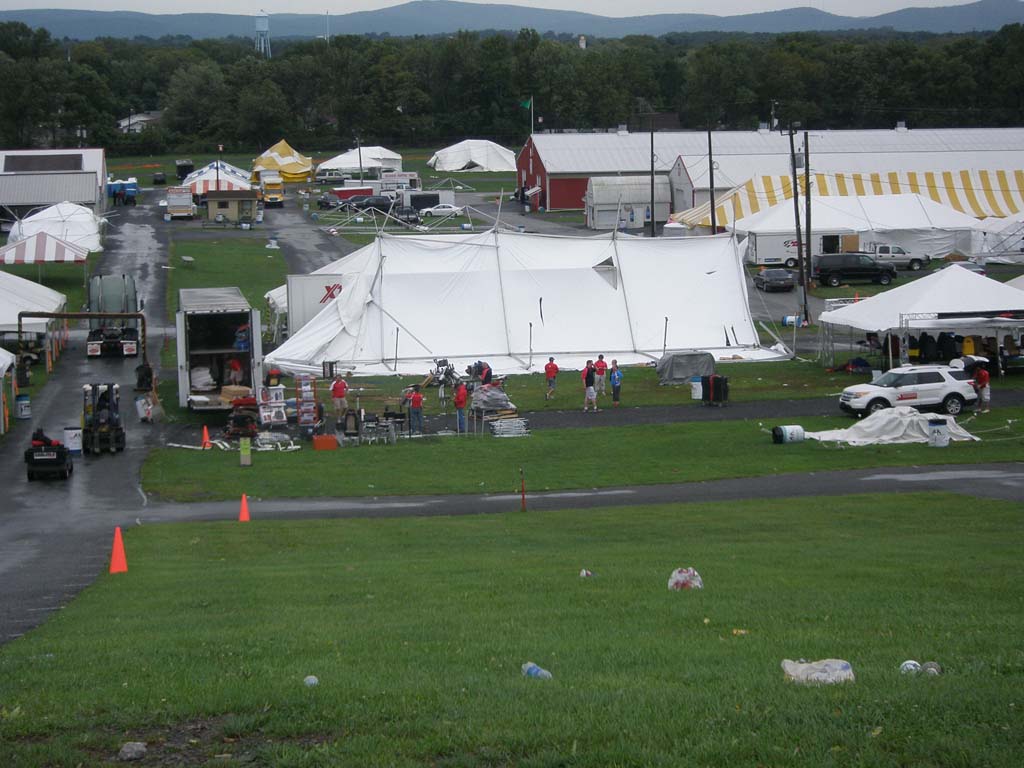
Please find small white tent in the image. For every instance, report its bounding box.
[732,193,980,260]
[318,146,402,174]
[181,160,251,194]
[0,269,67,333]
[818,265,1024,334]
[7,202,104,252]
[265,230,781,376]
[428,140,516,172]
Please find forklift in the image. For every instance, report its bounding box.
[82,383,127,454]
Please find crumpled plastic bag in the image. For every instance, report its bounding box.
[667,567,703,590]
[782,658,855,685]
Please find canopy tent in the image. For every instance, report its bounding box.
[1008,274,1024,291]
[0,345,13,435]
[182,160,251,194]
[0,346,13,376]
[972,212,1024,261]
[0,231,88,264]
[731,193,979,259]
[265,230,781,377]
[0,268,67,333]
[317,146,402,174]
[428,140,516,172]
[7,202,103,252]
[818,265,1024,333]
[252,139,313,183]
[675,169,1024,228]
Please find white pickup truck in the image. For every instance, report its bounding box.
[866,243,931,271]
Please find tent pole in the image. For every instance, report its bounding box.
[491,229,516,366]
[662,317,668,357]
[609,233,640,356]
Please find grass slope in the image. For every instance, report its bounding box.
[142,409,1024,501]
[1,494,1021,766]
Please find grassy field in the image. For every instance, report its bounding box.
[141,407,1024,501]
[1,493,1021,766]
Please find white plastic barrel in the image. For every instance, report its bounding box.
[772,425,805,444]
[782,315,800,327]
[928,419,950,448]
[15,394,30,420]
[63,426,83,455]
[690,377,702,400]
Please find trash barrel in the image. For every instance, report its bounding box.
[63,426,83,456]
[15,394,30,420]
[771,425,805,444]
[690,376,702,400]
[928,419,950,448]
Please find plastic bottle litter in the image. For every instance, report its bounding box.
[922,661,943,676]
[303,675,319,687]
[668,567,704,591]
[900,660,922,675]
[579,569,593,578]
[521,662,552,680]
[782,658,855,685]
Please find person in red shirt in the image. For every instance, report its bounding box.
[226,357,244,386]
[405,384,425,433]
[593,354,608,397]
[544,356,558,400]
[973,364,991,413]
[330,374,349,418]
[453,381,468,433]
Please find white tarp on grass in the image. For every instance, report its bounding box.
[266,230,781,376]
[805,407,978,446]
[7,202,104,252]
[428,140,516,172]
[818,265,1024,333]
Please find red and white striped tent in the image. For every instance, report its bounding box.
[182,160,252,195]
[0,231,88,265]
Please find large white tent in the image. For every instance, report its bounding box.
[182,160,252,194]
[7,202,104,252]
[318,146,402,174]
[428,140,516,172]
[0,269,67,333]
[818,265,1024,333]
[1008,274,1024,291]
[731,193,979,259]
[265,230,779,376]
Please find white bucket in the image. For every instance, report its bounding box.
[15,394,30,420]
[928,419,950,448]
[63,426,83,455]
[163,213,171,222]
[690,377,702,400]
[135,395,153,422]
[772,425,805,444]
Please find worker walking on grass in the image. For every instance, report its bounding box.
[973,364,991,413]
[406,384,425,434]
[582,360,599,412]
[331,373,349,419]
[594,354,608,396]
[544,356,558,400]
[454,380,468,433]
[610,360,622,407]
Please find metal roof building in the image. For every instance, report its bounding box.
[517,127,1024,215]
[0,148,107,223]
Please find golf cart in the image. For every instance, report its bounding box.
[82,383,127,454]
[24,428,73,481]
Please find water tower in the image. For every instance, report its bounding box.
[255,12,272,59]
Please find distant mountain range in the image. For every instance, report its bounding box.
[1,0,1022,41]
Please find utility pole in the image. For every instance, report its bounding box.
[803,131,812,324]
[649,116,656,238]
[786,122,808,325]
[708,123,716,232]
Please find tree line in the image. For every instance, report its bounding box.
[1,21,1022,156]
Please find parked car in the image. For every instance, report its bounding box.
[839,363,977,417]
[753,268,795,292]
[420,203,464,218]
[812,253,897,287]
[394,206,422,224]
[340,195,370,211]
[944,261,987,276]
[355,195,394,214]
[316,194,340,210]
[867,243,930,271]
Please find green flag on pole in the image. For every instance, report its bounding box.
[520,97,532,109]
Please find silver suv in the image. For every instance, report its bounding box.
[839,363,978,416]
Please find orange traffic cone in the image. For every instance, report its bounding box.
[201,425,212,450]
[238,493,250,522]
[109,527,127,574]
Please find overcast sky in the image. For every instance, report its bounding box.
[0,1,978,18]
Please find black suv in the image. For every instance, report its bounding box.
[812,253,897,287]
[356,195,395,214]
[394,206,421,224]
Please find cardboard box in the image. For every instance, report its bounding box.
[220,385,253,405]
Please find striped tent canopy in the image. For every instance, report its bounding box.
[674,169,1024,228]
[0,231,88,264]
[181,160,251,195]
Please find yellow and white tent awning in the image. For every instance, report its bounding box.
[673,169,1024,228]
[252,139,313,183]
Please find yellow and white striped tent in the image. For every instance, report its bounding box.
[673,169,1024,229]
